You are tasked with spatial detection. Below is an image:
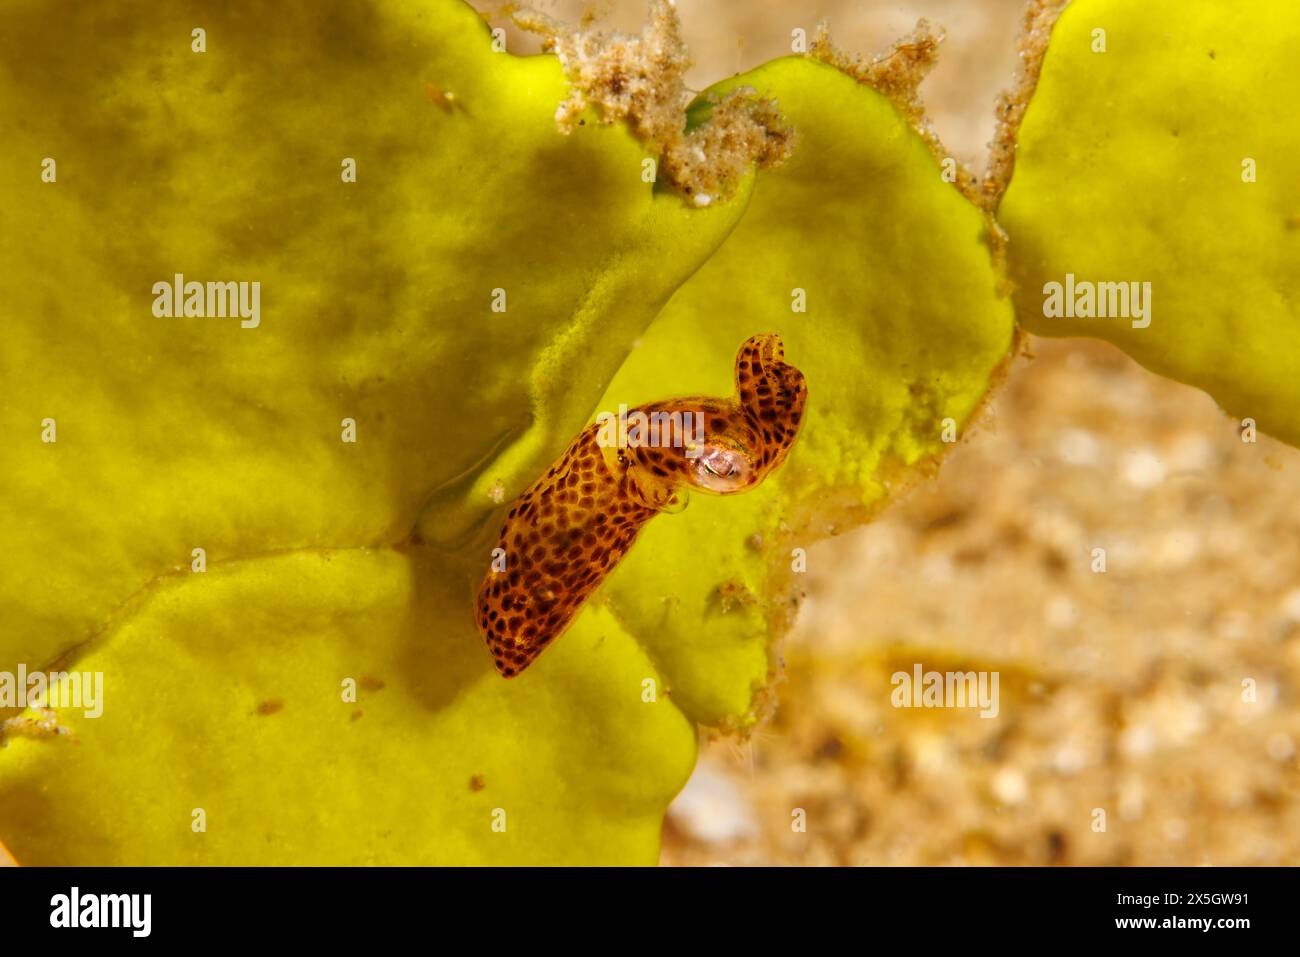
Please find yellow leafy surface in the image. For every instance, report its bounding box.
[592,58,1015,728]
[0,549,693,865]
[0,0,728,864]
[1000,0,1300,445]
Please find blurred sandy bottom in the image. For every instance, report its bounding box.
[663,337,1300,866]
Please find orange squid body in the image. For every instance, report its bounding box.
[476,333,807,677]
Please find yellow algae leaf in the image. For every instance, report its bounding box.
[0,548,693,865]
[1000,0,1300,445]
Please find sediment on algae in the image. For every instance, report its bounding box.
[802,16,1017,287]
[982,0,1070,210]
[513,0,794,204]
[804,20,968,186]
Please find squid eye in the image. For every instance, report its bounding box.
[693,445,753,492]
